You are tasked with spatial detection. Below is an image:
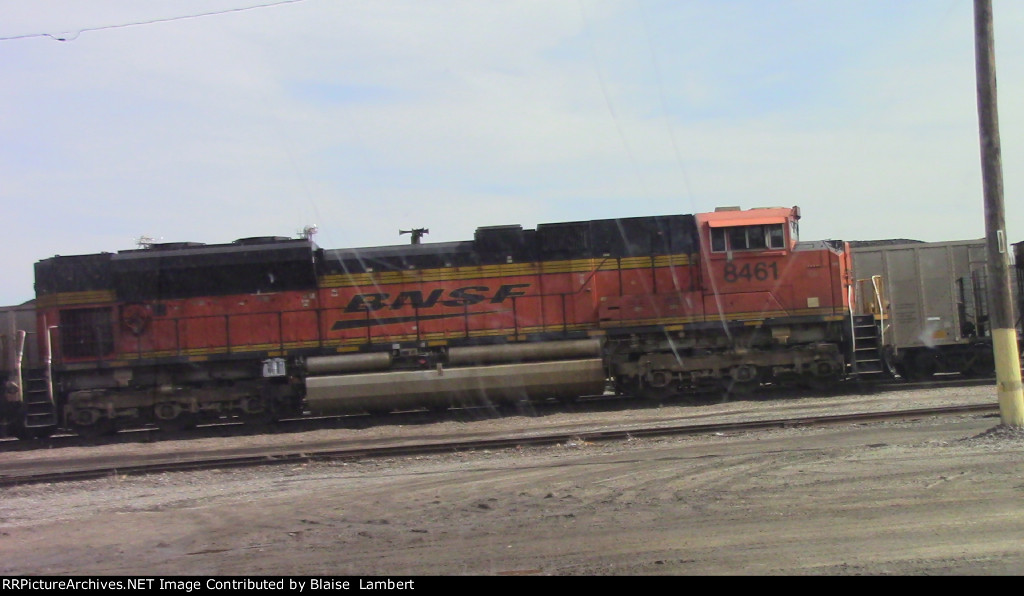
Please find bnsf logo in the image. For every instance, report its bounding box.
[344,284,531,312]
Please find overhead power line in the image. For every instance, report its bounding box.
[0,0,307,42]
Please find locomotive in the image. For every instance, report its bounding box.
[1,205,889,439]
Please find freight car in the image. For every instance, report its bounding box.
[850,238,1024,381]
[0,205,888,439]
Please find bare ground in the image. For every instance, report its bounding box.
[3,384,1024,576]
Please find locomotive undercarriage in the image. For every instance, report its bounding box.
[42,319,856,436]
[608,321,848,400]
[59,359,304,437]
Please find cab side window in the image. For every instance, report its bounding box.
[711,224,786,252]
[711,229,726,252]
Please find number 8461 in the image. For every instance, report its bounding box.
[722,261,778,282]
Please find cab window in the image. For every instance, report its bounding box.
[711,224,786,252]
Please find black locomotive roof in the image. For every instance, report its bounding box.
[35,237,321,299]
[325,240,472,260]
[108,237,319,300]
[536,214,698,258]
[34,213,702,297]
[320,214,699,275]
[34,252,114,295]
[322,240,479,273]
[111,238,316,271]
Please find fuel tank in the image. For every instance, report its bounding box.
[304,339,606,414]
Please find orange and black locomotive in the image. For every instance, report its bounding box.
[1,205,888,439]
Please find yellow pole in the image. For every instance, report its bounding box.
[974,0,1024,426]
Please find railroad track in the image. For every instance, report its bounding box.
[0,402,999,488]
[0,374,994,453]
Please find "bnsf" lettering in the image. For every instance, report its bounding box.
[344,284,531,312]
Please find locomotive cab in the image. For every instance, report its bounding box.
[693,206,843,321]
[704,205,799,254]
[676,205,867,391]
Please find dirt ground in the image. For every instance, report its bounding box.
[4,385,1024,576]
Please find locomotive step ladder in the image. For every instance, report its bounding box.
[21,372,58,428]
[850,314,887,379]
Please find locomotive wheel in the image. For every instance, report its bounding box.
[637,383,676,401]
[613,375,636,396]
[238,393,281,427]
[802,375,839,392]
[243,407,279,427]
[722,379,759,398]
[73,418,116,439]
[157,413,199,433]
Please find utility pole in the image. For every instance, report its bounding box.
[974,0,1024,427]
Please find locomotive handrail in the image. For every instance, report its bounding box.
[12,329,25,404]
[155,309,310,358]
[848,283,857,367]
[44,323,56,409]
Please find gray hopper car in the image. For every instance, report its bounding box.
[851,238,1009,381]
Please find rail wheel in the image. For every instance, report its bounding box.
[238,394,281,427]
[719,365,761,400]
[802,374,840,392]
[637,371,678,401]
[613,375,638,397]
[637,383,677,401]
[961,348,994,378]
[905,351,939,381]
[243,407,280,427]
[72,418,116,439]
[722,379,760,398]
[156,412,199,433]
[639,385,675,401]
[69,408,118,439]
[963,359,994,378]
[426,403,450,415]
[154,402,199,433]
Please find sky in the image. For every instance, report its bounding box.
[1,0,1022,305]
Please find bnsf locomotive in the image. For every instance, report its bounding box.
[1,205,889,439]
